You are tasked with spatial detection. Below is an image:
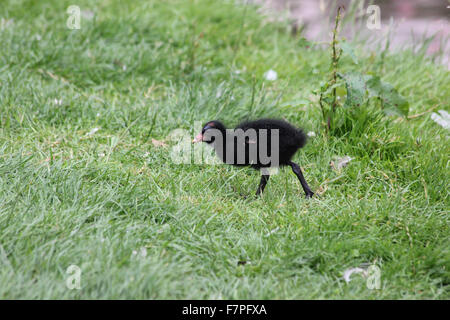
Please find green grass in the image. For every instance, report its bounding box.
[0,0,449,299]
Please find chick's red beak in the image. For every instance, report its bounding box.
[192,133,203,143]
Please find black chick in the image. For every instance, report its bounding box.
[193,118,314,197]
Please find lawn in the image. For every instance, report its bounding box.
[0,0,448,299]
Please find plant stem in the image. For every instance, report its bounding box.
[327,6,343,130]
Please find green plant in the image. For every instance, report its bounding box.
[317,7,410,134]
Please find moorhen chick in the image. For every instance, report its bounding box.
[193,118,314,197]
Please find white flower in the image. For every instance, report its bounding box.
[431,110,450,130]
[264,69,278,81]
[132,247,147,258]
[53,98,62,106]
[307,131,316,137]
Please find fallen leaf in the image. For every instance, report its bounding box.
[87,127,100,136]
[315,184,328,196]
[343,267,367,283]
[152,138,167,147]
[330,156,352,171]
